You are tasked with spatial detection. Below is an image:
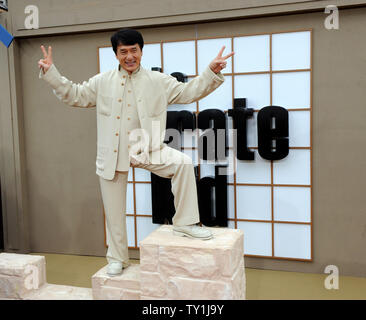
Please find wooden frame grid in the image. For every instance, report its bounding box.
[100,28,313,262]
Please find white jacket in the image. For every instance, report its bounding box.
[39,64,225,180]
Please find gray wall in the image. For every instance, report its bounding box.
[1,1,366,276]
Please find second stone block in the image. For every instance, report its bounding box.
[139,225,245,300]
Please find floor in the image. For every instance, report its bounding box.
[30,252,366,300]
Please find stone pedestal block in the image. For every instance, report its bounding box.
[23,284,93,300]
[139,225,245,300]
[0,253,46,299]
[91,264,141,300]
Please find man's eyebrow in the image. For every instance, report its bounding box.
[119,47,137,51]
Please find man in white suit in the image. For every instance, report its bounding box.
[38,28,234,276]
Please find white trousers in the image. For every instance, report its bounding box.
[99,145,200,265]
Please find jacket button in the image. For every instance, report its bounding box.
[118,98,122,102]
[127,117,130,120]
[116,133,119,136]
[114,149,117,153]
[117,116,120,119]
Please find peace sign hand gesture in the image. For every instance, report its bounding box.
[38,45,53,74]
[209,46,235,74]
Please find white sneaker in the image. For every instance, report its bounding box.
[173,224,213,240]
[107,262,123,276]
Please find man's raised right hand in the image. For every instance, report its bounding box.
[38,45,53,74]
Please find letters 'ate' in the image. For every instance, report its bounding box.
[151,70,289,226]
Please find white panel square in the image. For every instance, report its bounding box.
[99,47,119,73]
[220,149,235,183]
[126,215,135,247]
[197,38,232,74]
[234,74,270,109]
[289,111,310,147]
[137,216,161,246]
[141,43,161,71]
[199,76,232,111]
[236,186,272,221]
[247,111,258,148]
[200,162,215,179]
[200,150,235,182]
[272,31,311,71]
[272,72,310,109]
[135,183,152,215]
[227,109,257,148]
[274,223,311,259]
[227,114,234,148]
[182,128,197,148]
[128,168,133,182]
[168,102,197,112]
[237,221,272,256]
[126,183,134,214]
[183,148,199,167]
[236,155,271,184]
[163,41,196,76]
[228,185,235,219]
[273,149,310,185]
[234,35,270,73]
[228,220,236,229]
[274,187,311,222]
[106,215,136,248]
[134,168,151,182]
[198,165,234,185]
[168,77,197,111]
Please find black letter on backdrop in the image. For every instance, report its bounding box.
[170,72,188,83]
[197,165,228,227]
[198,109,227,161]
[228,98,255,160]
[164,111,196,149]
[151,173,176,224]
[151,67,162,72]
[257,106,289,160]
[151,68,228,226]
[152,110,196,224]
[151,69,194,224]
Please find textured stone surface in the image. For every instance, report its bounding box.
[23,284,93,300]
[0,253,46,299]
[93,286,140,300]
[92,264,141,300]
[231,258,246,300]
[166,277,233,300]
[140,225,246,300]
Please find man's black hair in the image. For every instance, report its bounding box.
[111,28,144,54]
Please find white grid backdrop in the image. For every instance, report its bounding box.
[98,29,312,261]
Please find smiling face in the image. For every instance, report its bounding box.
[116,43,143,74]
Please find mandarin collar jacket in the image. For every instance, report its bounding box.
[39,64,225,180]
